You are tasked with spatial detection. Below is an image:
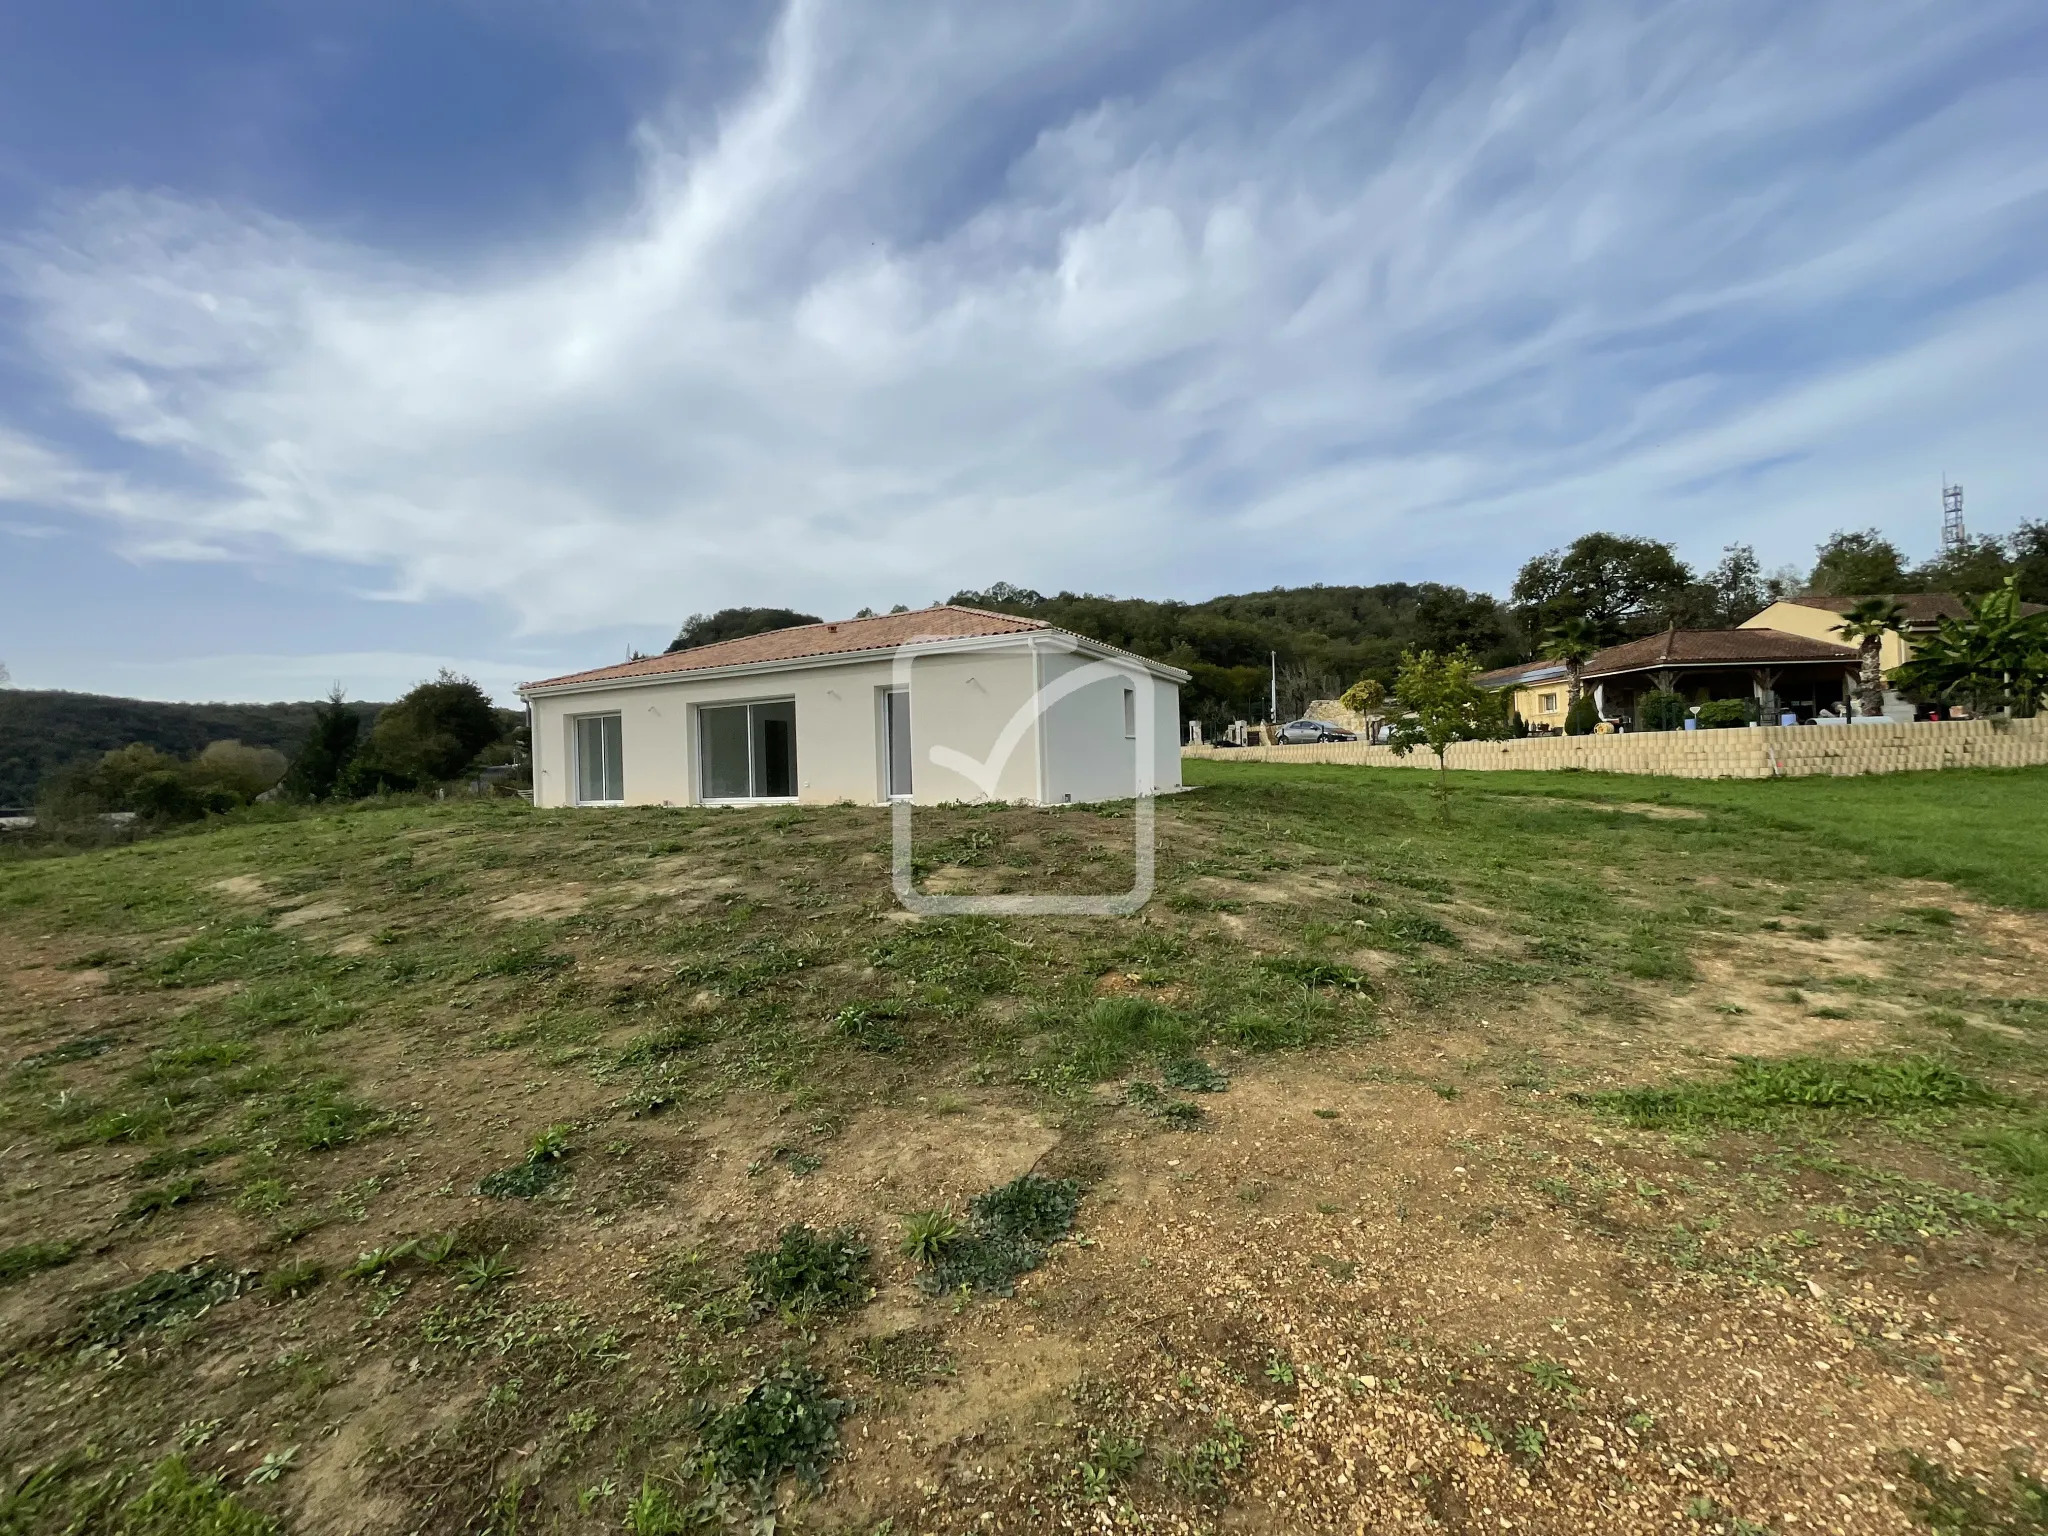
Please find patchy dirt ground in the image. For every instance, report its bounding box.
[2,769,2045,1534]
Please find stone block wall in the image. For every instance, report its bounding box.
[1182,716,2048,780]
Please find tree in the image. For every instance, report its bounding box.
[1386,649,1510,809]
[1833,598,1906,717]
[1913,535,2012,598]
[667,607,823,654]
[1563,692,1600,736]
[283,687,363,801]
[1511,533,1694,639]
[344,672,504,793]
[2005,521,2048,605]
[1540,617,1602,704]
[1706,543,1771,626]
[1891,577,2048,717]
[191,741,288,800]
[1806,530,1913,596]
[1338,677,1387,738]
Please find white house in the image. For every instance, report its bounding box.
[520,606,1187,809]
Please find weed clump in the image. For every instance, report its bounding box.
[121,1454,279,1534]
[698,1363,850,1492]
[899,1210,962,1265]
[1123,1080,1203,1127]
[835,1002,906,1052]
[1887,1450,2048,1534]
[743,1225,870,1315]
[915,1172,1081,1297]
[0,1240,77,1286]
[1162,1058,1229,1093]
[1257,956,1369,991]
[479,1124,573,1199]
[72,1264,245,1349]
[1591,1055,1996,1129]
[1967,1121,2048,1201]
[616,1024,706,1068]
[1061,996,1193,1081]
[478,943,574,978]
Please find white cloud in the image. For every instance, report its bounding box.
[3,0,2046,631]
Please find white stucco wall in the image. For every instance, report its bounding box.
[527,638,1181,809]
[1034,652,1184,804]
[529,644,1064,808]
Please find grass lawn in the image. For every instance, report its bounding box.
[1,761,2044,1534]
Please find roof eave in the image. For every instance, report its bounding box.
[520,627,1187,698]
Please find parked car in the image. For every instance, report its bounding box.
[1277,719,1357,744]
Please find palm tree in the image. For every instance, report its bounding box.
[1540,617,1602,704]
[1834,598,1906,717]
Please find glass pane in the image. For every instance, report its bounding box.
[575,716,606,803]
[601,715,624,802]
[700,705,751,800]
[753,700,796,798]
[886,690,912,797]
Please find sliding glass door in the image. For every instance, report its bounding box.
[573,714,624,804]
[698,700,798,801]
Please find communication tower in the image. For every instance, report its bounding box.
[1941,482,1966,553]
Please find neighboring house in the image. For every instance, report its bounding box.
[1744,593,2048,676]
[1472,660,1571,729]
[1579,628,1860,723]
[519,606,1187,809]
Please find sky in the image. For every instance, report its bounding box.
[1,0,2045,703]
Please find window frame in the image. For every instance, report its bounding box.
[1123,685,1137,739]
[570,712,625,806]
[880,687,913,801]
[696,697,800,805]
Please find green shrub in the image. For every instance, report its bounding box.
[698,1364,849,1491]
[1637,691,1690,732]
[1563,693,1600,736]
[743,1225,870,1314]
[914,1173,1082,1297]
[1694,698,1755,729]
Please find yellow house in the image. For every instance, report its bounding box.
[1741,594,1983,675]
[1474,659,1572,729]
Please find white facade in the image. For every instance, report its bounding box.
[522,633,1185,809]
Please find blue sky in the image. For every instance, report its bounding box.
[2,0,2045,703]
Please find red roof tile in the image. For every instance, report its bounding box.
[1582,628,1859,678]
[521,604,1182,692]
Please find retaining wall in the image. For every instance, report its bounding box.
[1183,716,2048,780]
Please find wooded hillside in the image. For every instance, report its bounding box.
[0,691,385,810]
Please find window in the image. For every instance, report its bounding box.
[573,714,624,804]
[882,689,912,799]
[698,700,797,801]
[1539,692,1558,714]
[1123,686,1137,739]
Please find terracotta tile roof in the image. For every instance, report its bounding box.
[1582,628,1859,678]
[522,604,1187,692]
[1476,660,1569,690]
[1778,592,2045,626]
